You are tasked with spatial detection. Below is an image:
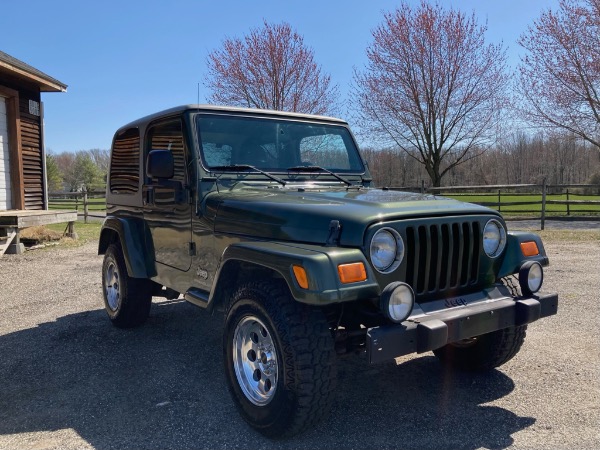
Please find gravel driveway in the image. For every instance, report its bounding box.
[0,228,598,449]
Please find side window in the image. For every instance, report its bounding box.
[110,128,140,194]
[147,120,187,182]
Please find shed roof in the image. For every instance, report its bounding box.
[0,50,67,92]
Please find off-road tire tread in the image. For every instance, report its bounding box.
[433,325,528,372]
[103,244,152,328]
[224,280,337,438]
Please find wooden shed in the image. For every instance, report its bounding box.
[1,50,76,256]
[0,50,67,210]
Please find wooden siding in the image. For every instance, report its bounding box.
[19,96,43,210]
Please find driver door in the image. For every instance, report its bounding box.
[143,119,192,272]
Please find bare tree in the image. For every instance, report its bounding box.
[518,0,600,150]
[53,152,77,191]
[88,148,110,175]
[205,21,339,115]
[353,1,510,186]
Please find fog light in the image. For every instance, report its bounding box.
[519,261,544,296]
[380,282,415,323]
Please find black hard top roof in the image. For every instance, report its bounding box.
[117,104,347,132]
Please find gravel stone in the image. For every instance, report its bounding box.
[0,229,598,449]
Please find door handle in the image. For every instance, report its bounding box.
[144,187,155,206]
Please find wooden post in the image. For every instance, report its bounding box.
[566,189,570,216]
[66,221,78,240]
[498,189,501,212]
[421,180,425,194]
[83,192,89,224]
[541,179,547,231]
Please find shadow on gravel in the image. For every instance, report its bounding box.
[0,300,535,449]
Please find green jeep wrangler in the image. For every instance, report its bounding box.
[99,105,558,437]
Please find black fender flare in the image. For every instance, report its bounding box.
[498,231,550,279]
[98,216,156,278]
[207,241,380,311]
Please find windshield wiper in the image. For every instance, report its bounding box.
[286,165,353,186]
[210,164,286,186]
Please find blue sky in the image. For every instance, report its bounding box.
[2,0,557,152]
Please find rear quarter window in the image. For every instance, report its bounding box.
[110,128,141,194]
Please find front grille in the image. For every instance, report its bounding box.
[405,221,481,296]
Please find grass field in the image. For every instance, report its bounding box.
[46,222,102,247]
[48,192,600,217]
[445,193,600,216]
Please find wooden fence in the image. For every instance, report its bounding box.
[48,191,106,223]
[392,182,600,230]
[50,183,600,230]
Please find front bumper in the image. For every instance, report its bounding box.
[366,291,558,364]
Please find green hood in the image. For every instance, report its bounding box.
[209,186,497,246]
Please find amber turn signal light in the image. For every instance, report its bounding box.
[292,265,309,289]
[338,262,367,284]
[520,241,540,257]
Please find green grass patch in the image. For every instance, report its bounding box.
[445,193,600,216]
[46,222,102,247]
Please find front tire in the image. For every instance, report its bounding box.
[433,325,527,371]
[223,280,337,438]
[102,244,152,328]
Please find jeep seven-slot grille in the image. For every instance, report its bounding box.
[405,221,481,296]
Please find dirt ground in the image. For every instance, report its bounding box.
[0,228,598,449]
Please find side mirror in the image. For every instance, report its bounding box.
[147,149,174,179]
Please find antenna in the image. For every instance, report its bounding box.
[197,82,200,106]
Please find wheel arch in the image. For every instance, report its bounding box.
[98,216,156,278]
[209,259,286,313]
[207,241,380,312]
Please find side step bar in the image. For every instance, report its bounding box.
[184,288,209,308]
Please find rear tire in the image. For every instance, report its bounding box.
[102,244,152,328]
[223,280,337,438]
[433,325,527,371]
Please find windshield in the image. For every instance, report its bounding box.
[196,114,365,173]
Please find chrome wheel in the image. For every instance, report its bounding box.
[104,260,120,311]
[232,315,278,406]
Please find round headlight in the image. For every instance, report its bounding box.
[380,282,415,323]
[370,228,404,273]
[519,261,543,296]
[483,219,507,258]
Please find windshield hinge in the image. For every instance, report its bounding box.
[326,220,342,246]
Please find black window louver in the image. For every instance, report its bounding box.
[110,128,140,194]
